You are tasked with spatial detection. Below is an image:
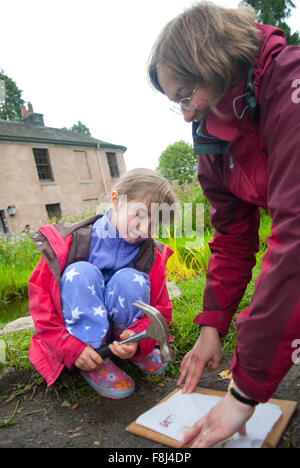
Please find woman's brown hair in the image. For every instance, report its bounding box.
[148,1,261,107]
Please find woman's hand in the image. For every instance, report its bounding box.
[177,326,222,394]
[74,346,103,372]
[181,391,255,448]
[109,329,138,359]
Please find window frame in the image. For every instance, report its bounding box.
[106,152,120,179]
[45,203,62,220]
[0,210,9,234]
[32,147,55,182]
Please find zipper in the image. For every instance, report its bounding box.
[229,153,235,170]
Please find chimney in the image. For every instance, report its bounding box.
[21,102,45,127]
[20,104,27,118]
[27,102,33,114]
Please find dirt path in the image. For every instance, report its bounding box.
[0,355,299,448]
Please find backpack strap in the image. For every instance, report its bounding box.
[54,214,100,238]
[54,215,101,272]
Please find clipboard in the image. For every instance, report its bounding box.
[126,387,297,448]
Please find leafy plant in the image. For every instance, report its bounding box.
[0,400,20,427]
[246,0,300,45]
[157,141,198,185]
[162,228,203,283]
[0,71,24,121]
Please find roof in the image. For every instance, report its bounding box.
[0,119,127,152]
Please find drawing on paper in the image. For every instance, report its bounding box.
[159,414,175,428]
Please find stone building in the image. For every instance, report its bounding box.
[0,105,127,233]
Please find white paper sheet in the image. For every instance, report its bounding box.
[136,390,282,448]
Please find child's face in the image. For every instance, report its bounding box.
[111,193,156,243]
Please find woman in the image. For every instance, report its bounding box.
[148,1,300,448]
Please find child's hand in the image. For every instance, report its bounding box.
[109,329,138,360]
[74,346,103,372]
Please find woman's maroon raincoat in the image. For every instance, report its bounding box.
[194,24,300,402]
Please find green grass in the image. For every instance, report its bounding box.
[0,329,34,372]
[0,232,40,305]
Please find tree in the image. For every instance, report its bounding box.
[157,141,198,185]
[245,0,300,45]
[0,71,24,121]
[69,121,91,136]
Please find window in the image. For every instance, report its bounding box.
[0,210,8,234]
[45,203,61,220]
[33,148,54,181]
[74,150,92,181]
[106,152,119,178]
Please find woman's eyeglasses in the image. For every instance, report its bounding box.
[170,86,198,115]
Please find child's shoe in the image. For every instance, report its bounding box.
[130,347,167,376]
[80,357,135,399]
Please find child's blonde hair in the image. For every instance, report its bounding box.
[113,168,175,205]
[113,168,177,224]
[148,1,261,109]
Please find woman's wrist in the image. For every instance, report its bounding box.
[199,326,219,338]
[228,379,259,407]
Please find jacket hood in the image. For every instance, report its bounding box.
[253,23,286,95]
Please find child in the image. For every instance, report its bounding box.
[28,168,175,399]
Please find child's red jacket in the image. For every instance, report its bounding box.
[28,216,173,386]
